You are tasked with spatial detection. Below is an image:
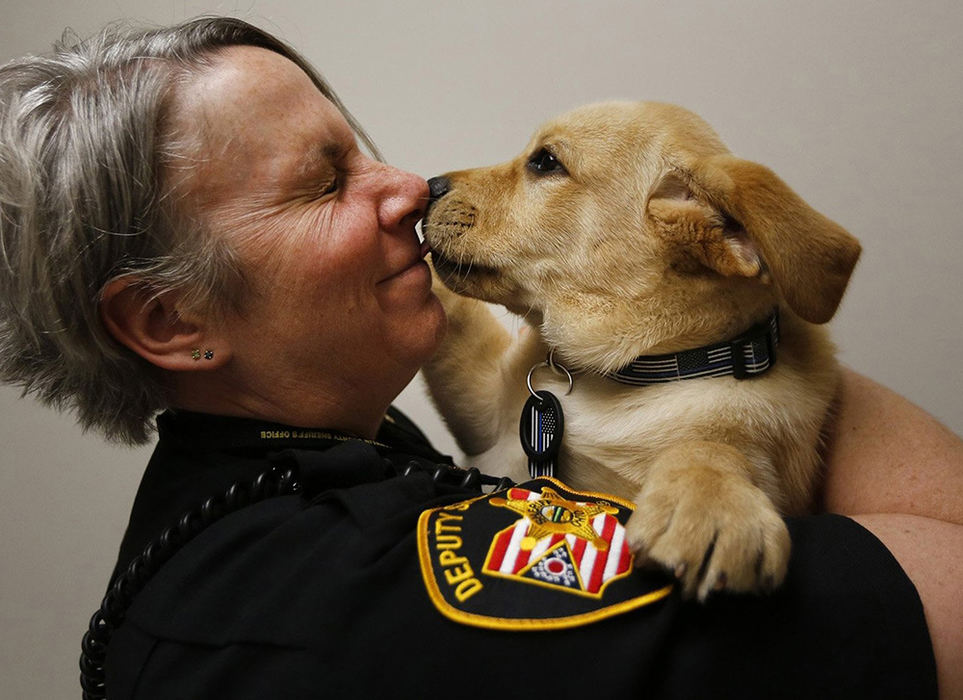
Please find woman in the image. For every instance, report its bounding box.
[1,17,959,700]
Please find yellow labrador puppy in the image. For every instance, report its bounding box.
[421,102,860,600]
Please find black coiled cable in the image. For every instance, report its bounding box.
[401,459,515,493]
[78,456,513,699]
[79,464,301,700]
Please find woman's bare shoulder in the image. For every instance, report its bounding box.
[822,367,963,524]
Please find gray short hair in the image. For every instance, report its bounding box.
[0,17,380,444]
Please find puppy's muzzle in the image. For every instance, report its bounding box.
[424,175,477,243]
[424,175,452,236]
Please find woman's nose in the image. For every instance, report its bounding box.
[379,164,430,228]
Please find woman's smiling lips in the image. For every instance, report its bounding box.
[378,240,432,285]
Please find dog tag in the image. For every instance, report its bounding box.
[519,390,565,478]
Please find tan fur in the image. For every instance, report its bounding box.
[422,101,860,600]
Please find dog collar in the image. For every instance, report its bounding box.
[605,309,779,386]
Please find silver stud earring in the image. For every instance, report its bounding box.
[203,349,214,361]
[191,348,201,361]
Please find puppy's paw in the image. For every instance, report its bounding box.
[625,453,790,601]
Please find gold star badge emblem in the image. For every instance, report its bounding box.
[490,486,619,551]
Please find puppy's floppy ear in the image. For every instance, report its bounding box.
[647,170,766,281]
[648,157,861,324]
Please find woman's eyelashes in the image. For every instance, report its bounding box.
[321,175,339,196]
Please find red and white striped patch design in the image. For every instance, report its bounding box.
[483,488,633,595]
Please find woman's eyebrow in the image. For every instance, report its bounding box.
[321,142,344,162]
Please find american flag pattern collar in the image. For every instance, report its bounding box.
[605,309,780,386]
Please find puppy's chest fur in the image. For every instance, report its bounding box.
[463,310,836,516]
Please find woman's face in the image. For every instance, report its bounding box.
[171,45,446,434]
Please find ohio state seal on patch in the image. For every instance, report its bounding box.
[417,477,674,630]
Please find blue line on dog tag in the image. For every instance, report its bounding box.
[519,390,564,478]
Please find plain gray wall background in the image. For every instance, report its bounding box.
[1,0,960,696]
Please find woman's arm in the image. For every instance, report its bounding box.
[850,513,962,700]
[823,368,963,699]
[822,367,963,524]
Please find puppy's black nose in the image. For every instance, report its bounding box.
[427,176,451,203]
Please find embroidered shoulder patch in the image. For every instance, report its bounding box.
[417,477,673,630]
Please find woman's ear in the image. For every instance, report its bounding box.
[99,278,231,371]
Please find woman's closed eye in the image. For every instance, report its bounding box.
[318,174,339,197]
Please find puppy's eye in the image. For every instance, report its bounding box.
[527,148,567,175]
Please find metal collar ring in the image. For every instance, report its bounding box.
[526,351,575,398]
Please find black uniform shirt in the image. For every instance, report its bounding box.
[103,409,937,699]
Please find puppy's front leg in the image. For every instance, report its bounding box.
[422,273,513,455]
[625,441,790,601]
